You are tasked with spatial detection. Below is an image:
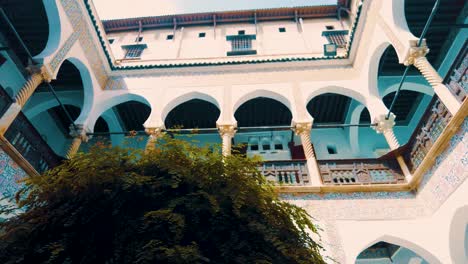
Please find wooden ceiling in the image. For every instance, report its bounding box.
[234,97,292,127]
[379,0,466,75]
[0,0,49,66]
[165,99,220,129]
[359,90,424,124]
[307,94,351,124]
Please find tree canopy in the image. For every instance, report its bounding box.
[0,137,325,264]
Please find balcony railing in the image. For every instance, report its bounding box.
[319,158,405,185]
[403,96,452,173]
[258,160,309,186]
[0,88,63,174]
[444,41,467,103]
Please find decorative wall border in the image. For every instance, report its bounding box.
[58,0,109,88]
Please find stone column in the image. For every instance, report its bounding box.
[292,121,321,186]
[0,64,51,135]
[217,124,236,157]
[404,40,461,115]
[374,113,412,180]
[66,124,89,159]
[145,127,164,152]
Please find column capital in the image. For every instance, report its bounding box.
[145,126,165,138]
[404,39,429,66]
[217,123,237,137]
[25,64,52,83]
[373,113,396,134]
[69,124,89,142]
[292,120,312,135]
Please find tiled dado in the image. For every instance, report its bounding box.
[0,148,27,198]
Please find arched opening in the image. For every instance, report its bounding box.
[235,97,292,127]
[0,0,50,65]
[356,242,430,264]
[17,60,86,157]
[1,59,89,173]
[164,98,221,148]
[233,97,293,161]
[306,93,382,159]
[165,99,220,129]
[449,205,468,264]
[82,100,151,151]
[382,89,432,148]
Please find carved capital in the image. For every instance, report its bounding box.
[26,64,52,83]
[217,124,237,137]
[292,121,312,136]
[373,113,396,134]
[404,39,429,66]
[69,124,89,142]
[145,127,165,138]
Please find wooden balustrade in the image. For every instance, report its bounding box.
[318,159,405,185]
[403,96,452,173]
[258,160,309,185]
[4,112,63,173]
[444,41,467,103]
[1,87,63,174]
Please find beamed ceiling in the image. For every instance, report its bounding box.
[235,97,292,127]
[113,92,425,132]
[307,94,351,124]
[379,0,466,75]
[165,99,220,129]
[0,0,49,65]
[360,90,424,124]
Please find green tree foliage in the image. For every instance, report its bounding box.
[0,138,325,264]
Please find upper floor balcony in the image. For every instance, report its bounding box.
[0,0,466,194]
[100,6,356,67]
[0,39,466,189]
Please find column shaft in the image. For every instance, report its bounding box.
[221,134,232,157]
[413,55,461,115]
[293,121,322,186]
[145,127,164,152]
[300,133,322,186]
[217,124,236,157]
[383,129,400,150]
[15,72,44,107]
[0,66,48,135]
[66,137,82,159]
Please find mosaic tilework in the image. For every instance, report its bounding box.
[50,31,80,72]
[417,118,468,212]
[59,0,109,89]
[0,149,27,198]
[105,77,127,90]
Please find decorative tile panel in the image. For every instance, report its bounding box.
[0,149,27,198]
[50,31,80,72]
[58,0,109,89]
